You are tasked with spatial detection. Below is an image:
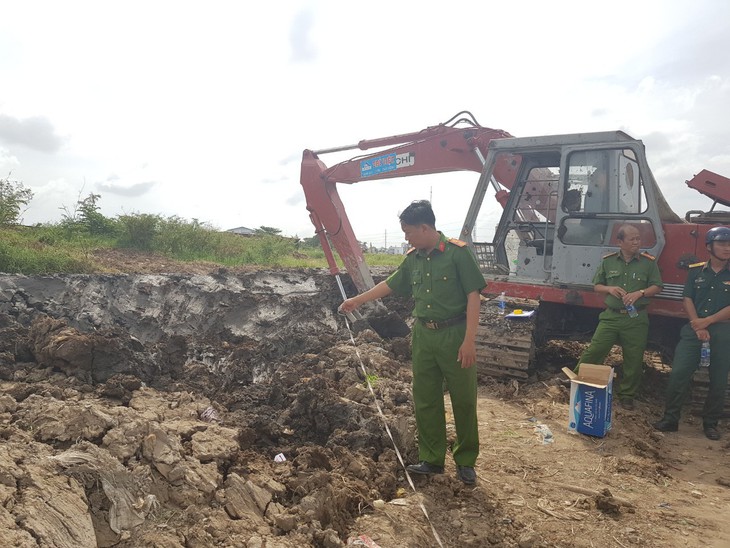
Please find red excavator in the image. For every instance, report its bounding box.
[300,111,730,379]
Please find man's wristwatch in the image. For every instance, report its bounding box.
[640,289,645,296]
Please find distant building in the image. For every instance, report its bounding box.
[371,245,408,255]
[226,226,255,236]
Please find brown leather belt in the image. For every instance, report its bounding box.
[419,314,467,330]
[608,306,646,314]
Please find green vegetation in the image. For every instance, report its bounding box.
[364,373,379,388]
[0,175,33,227]
[0,185,405,274]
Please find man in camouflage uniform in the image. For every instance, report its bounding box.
[653,226,730,440]
[340,200,486,484]
[574,224,663,409]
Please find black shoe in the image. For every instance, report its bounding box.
[457,466,476,485]
[652,419,678,432]
[704,425,721,441]
[618,398,635,410]
[406,461,444,475]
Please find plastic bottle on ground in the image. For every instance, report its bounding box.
[700,341,711,368]
[498,292,506,315]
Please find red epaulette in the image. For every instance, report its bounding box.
[406,247,417,255]
[602,251,618,259]
[448,238,467,247]
[640,251,656,260]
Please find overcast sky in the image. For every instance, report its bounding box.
[1,1,729,247]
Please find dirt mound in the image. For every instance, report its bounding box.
[0,264,729,547]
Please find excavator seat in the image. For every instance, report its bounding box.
[525,239,553,256]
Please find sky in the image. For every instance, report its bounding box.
[1,0,729,248]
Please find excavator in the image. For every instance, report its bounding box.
[300,111,730,380]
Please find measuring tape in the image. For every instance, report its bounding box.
[340,312,445,548]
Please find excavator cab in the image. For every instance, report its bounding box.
[465,132,669,288]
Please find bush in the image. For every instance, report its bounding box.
[154,217,222,257]
[117,213,160,250]
[0,176,33,227]
[239,235,297,265]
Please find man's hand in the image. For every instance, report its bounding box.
[607,286,627,299]
[622,290,643,306]
[339,297,361,314]
[458,340,477,369]
[695,327,710,342]
[691,317,712,332]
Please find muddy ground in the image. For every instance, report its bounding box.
[0,250,729,547]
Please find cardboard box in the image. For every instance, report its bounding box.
[562,364,614,437]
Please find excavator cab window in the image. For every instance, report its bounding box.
[617,149,644,213]
[507,159,561,258]
[563,149,646,215]
[558,149,649,246]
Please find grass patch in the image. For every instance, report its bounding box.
[0,221,405,275]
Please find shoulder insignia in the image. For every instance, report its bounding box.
[447,238,467,247]
[689,261,707,268]
[640,252,656,260]
[602,251,618,259]
[406,247,417,255]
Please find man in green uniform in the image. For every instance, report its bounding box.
[340,200,486,485]
[653,226,730,440]
[574,224,663,409]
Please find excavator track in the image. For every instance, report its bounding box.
[475,298,538,381]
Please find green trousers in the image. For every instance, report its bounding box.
[662,323,730,427]
[411,321,479,467]
[575,309,649,399]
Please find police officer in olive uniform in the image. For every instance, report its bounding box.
[653,226,730,440]
[575,224,663,409]
[340,200,486,485]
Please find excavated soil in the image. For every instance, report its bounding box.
[1,251,730,547]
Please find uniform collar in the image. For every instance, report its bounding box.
[615,251,640,263]
[703,260,730,273]
[416,231,448,257]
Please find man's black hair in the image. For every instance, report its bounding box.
[399,200,436,228]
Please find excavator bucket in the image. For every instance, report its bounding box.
[357,301,410,338]
[335,275,410,338]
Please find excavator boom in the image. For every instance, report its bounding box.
[300,112,515,292]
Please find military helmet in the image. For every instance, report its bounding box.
[705,226,730,244]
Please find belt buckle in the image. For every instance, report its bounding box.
[424,320,438,329]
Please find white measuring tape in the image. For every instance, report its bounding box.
[340,312,445,548]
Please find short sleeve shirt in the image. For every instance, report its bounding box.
[386,232,486,321]
[593,252,663,309]
[683,262,730,317]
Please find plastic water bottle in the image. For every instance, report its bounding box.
[498,292,506,315]
[700,341,711,368]
[625,303,639,318]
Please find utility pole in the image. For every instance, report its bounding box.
[384,229,387,249]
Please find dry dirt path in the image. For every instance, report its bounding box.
[346,367,730,548]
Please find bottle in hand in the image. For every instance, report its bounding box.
[700,341,711,368]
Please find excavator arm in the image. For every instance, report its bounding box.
[300,112,517,292]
